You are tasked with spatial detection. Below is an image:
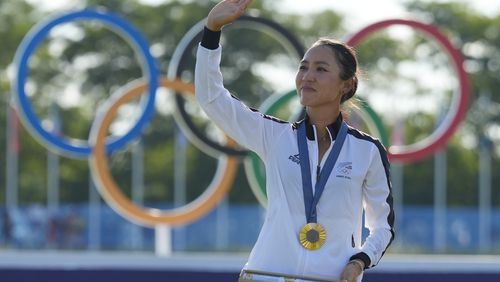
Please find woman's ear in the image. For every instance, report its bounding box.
[342,78,354,94]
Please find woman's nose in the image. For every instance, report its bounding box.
[302,69,314,81]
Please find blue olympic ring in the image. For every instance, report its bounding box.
[12,8,158,158]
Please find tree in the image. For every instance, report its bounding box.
[1,0,499,209]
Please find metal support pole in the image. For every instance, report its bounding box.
[131,140,145,250]
[433,149,447,252]
[5,103,19,212]
[478,135,492,252]
[391,163,403,233]
[174,126,187,251]
[215,197,229,250]
[47,103,60,215]
[88,173,101,250]
[155,225,172,256]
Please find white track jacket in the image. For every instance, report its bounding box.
[195,44,395,281]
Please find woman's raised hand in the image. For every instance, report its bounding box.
[207,0,252,31]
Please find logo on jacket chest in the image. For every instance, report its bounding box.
[335,162,352,179]
[288,153,300,164]
[287,154,352,180]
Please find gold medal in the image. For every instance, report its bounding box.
[299,223,326,250]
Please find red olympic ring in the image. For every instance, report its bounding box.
[346,19,470,162]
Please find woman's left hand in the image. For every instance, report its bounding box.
[339,260,364,282]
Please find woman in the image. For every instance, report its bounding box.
[195,1,395,281]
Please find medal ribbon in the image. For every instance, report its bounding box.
[298,121,348,223]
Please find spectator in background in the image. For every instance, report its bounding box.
[62,208,85,249]
[46,213,62,249]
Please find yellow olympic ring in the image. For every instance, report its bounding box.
[89,78,239,226]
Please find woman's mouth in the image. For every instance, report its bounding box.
[301,86,316,92]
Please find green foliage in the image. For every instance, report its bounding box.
[0,0,499,211]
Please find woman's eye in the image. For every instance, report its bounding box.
[317,67,327,72]
[299,65,307,70]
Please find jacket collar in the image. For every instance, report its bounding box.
[294,112,344,141]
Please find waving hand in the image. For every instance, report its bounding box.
[207,0,253,31]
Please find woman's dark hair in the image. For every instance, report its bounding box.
[312,38,359,104]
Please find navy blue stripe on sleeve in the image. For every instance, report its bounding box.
[347,127,396,268]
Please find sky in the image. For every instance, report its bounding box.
[28,0,500,22]
[277,0,499,26]
[25,0,500,44]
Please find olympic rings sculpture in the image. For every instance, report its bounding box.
[11,8,470,226]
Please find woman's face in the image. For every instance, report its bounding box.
[295,45,348,110]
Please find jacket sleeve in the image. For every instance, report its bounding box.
[352,141,395,268]
[195,44,280,159]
